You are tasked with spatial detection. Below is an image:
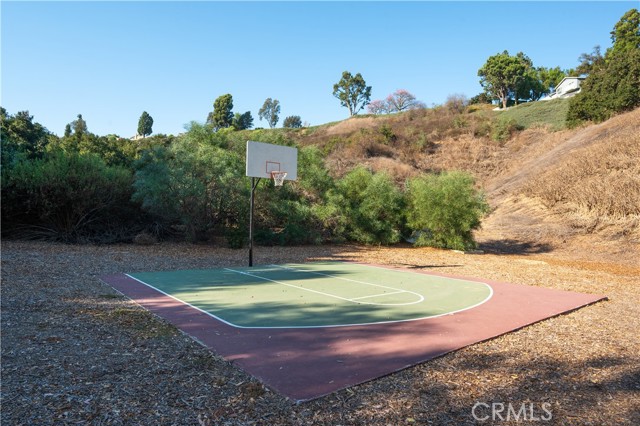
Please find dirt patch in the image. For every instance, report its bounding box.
[2,240,639,425]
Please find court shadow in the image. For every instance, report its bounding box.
[479,239,553,255]
[398,264,464,270]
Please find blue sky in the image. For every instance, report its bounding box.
[1,1,635,137]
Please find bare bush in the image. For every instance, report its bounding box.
[444,93,469,114]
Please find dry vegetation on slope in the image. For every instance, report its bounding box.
[478,109,640,266]
[293,106,640,266]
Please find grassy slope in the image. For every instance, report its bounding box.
[496,98,570,131]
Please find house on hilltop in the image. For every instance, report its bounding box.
[542,76,586,101]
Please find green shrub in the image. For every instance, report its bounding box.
[133,123,247,242]
[253,146,333,246]
[322,167,403,245]
[406,171,490,250]
[1,151,139,242]
[377,124,397,144]
[491,117,523,142]
[255,198,319,245]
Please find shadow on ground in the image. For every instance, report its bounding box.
[479,239,553,255]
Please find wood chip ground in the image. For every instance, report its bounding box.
[2,241,639,425]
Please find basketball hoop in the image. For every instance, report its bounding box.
[270,171,287,187]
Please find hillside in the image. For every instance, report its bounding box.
[497,98,570,131]
[478,108,640,266]
[289,107,640,267]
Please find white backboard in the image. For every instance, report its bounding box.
[246,141,298,181]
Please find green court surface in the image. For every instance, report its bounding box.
[128,262,492,328]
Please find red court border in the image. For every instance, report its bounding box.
[100,263,606,402]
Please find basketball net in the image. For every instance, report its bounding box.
[270,171,287,187]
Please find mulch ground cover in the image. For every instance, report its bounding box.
[2,240,639,425]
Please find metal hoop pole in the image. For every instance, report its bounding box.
[249,177,260,267]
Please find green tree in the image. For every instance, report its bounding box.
[478,51,529,108]
[575,46,604,76]
[64,124,72,138]
[468,93,492,105]
[567,48,640,124]
[137,111,154,138]
[0,108,52,166]
[332,71,372,116]
[568,8,640,124]
[515,68,547,102]
[258,98,280,128]
[209,94,234,130]
[538,66,568,93]
[406,172,489,250]
[283,115,302,128]
[72,114,87,140]
[232,111,254,130]
[610,8,640,54]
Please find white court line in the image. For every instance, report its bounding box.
[124,273,241,329]
[119,269,494,330]
[225,267,424,306]
[269,264,425,306]
[351,290,406,301]
[224,268,358,303]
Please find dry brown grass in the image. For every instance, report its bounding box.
[301,107,496,164]
[419,134,508,181]
[302,107,640,266]
[323,116,380,136]
[520,109,640,236]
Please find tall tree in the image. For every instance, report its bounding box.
[210,94,234,130]
[283,115,302,128]
[478,51,528,108]
[386,89,425,112]
[538,66,568,93]
[515,69,547,102]
[610,8,640,54]
[72,114,87,140]
[0,108,51,164]
[333,71,372,116]
[232,111,254,130]
[568,8,640,124]
[575,46,604,75]
[64,124,72,138]
[137,111,154,138]
[258,98,280,128]
[367,99,389,115]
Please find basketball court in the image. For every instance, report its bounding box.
[101,261,604,402]
[124,262,493,328]
[101,141,605,401]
